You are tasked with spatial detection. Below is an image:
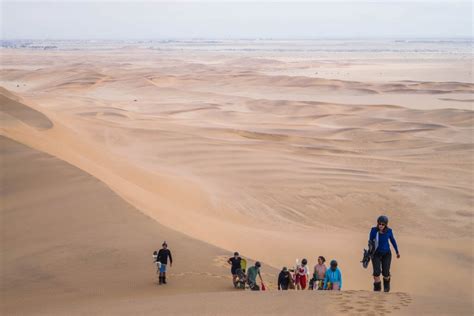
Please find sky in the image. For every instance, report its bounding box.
[1,1,472,40]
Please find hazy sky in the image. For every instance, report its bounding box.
[2,1,472,39]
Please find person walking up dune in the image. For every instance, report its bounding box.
[369,215,400,292]
[278,267,291,290]
[312,256,327,290]
[247,261,264,291]
[324,260,342,290]
[295,258,309,290]
[228,251,243,287]
[157,241,173,285]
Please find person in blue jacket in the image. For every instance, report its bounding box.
[324,260,342,290]
[369,215,400,292]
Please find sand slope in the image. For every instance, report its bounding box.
[1,46,473,315]
[0,136,240,314]
[6,136,468,316]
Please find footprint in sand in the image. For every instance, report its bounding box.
[212,255,229,268]
[334,291,413,316]
[339,306,353,313]
[169,271,232,280]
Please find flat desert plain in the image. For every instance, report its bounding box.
[1,40,473,315]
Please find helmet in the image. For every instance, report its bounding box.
[330,260,338,267]
[234,252,239,256]
[255,261,261,268]
[377,215,389,225]
[302,258,308,265]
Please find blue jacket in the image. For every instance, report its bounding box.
[369,227,399,254]
[324,267,342,290]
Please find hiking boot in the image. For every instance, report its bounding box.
[374,281,382,292]
[383,278,391,292]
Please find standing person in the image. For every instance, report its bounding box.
[157,241,173,285]
[369,215,400,292]
[278,267,291,290]
[227,252,242,287]
[295,258,309,290]
[247,261,263,291]
[313,256,327,290]
[324,260,342,290]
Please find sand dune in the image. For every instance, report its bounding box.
[0,93,53,130]
[4,136,471,315]
[1,46,473,315]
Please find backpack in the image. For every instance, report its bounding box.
[240,258,247,272]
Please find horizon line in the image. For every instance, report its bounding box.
[2,37,473,41]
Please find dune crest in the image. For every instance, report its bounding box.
[0,90,53,130]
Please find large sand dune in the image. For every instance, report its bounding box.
[2,136,467,315]
[1,43,473,314]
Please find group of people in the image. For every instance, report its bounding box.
[228,253,342,291]
[278,256,342,291]
[225,215,399,292]
[153,215,400,293]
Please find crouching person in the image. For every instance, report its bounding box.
[247,261,263,291]
[324,260,342,291]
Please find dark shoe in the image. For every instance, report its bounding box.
[383,278,391,292]
[374,281,382,292]
[158,276,163,285]
[163,276,167,284]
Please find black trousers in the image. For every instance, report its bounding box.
[372,251,392,278]
[279,283,289,290]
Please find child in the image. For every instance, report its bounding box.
[295,258,309,290]
[313,256,327,290]
[324,260,342,290]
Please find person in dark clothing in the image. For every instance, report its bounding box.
[228,252,242,287]
[278,267,291,290]
[157,241,173,285]
[369,215,400,292]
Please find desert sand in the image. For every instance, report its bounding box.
[1,40,473,315]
